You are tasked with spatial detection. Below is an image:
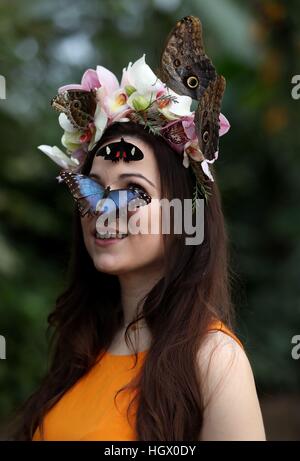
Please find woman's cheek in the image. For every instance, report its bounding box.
[80,205,164,273]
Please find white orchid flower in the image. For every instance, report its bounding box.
[57,113,83,152]
[158,88,193,120]
[38,145,79,169]
[88,105,108,150]
[97,87,128,119]
[123,54,164,96]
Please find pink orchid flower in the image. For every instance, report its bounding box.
[95,66,131,120]
[219,113,230,136]
[58,68,101,93]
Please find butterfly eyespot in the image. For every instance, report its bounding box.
[203,131,209,143]
[187,76,199,88]
[174,59,181,67]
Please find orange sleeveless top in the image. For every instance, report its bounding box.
[32,320,243,441]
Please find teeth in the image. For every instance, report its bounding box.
[96,231,128,239]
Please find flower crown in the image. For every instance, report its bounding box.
[38,53,230,185]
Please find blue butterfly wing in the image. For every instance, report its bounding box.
[99,189,148,215]
[60,171,105,216]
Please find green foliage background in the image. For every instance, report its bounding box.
[0,0,299,426]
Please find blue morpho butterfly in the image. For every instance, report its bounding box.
[58,170,152,218]
[95,137,144,162]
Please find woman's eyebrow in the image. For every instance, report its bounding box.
[89,172,156,188]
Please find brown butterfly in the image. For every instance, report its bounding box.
[159,15,217,100]
[195,75,226,161]
[159,15,227,166]
[51,89,97,131]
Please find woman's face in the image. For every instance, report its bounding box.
[81,135,164,275]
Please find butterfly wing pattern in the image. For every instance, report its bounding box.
[51,89,97,131]
[59,170,152,218]
[58,170,107,217]
[195,75,226,161]
[159,15,227,187]
[159,16,217,100]
[96,137,144,163]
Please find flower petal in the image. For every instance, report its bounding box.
[61,131,82,151]
[182,151,190,168]
[166,89,193,117]
[58,83,85,93]
[120,62,132,87]
[110,108,132,123]
[184,140,204,162]
[96,66,119,95]
[219,113,230,136]
[103,89,129,116]
[93,106,108,142]
[87,106,109,151]
[182,116,196,140]
[38,145,78,169]
[127,54,163,95]
[200,150,218,182]
[159,89,193,119]
[201,160,214,182]
[58,113,77,133]
[81,68,100,90]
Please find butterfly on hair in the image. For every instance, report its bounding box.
[51,89,97,131]
[195,74,226,161]
[159,15,218,101]
[159,15,226,172]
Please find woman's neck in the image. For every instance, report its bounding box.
[107,264,164,354]
[118,264,164,325]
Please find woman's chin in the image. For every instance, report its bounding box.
[92,254,124,274]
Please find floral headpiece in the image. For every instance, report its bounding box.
[38,16,230,202]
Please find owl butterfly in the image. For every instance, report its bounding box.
[51,89,97,131]
[159,15,217,100]
[195,75,226,161]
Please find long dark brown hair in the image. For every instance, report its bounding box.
[9,121,234,441]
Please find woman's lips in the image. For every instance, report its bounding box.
[93,229,129,246]
[94,237,125,246]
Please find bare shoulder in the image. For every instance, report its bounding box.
[196,330,266,441]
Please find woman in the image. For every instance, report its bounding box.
[10,13,266,439]
[10,119,266,441]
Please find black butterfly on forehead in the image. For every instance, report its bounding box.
[95,137,144,162]
[51,89,97,131]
